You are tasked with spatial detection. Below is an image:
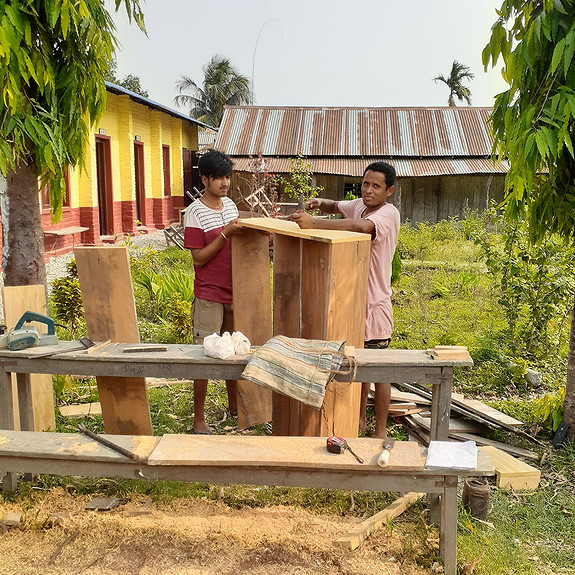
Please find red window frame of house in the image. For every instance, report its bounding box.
[40,169,71,211]
[162,145,171,196]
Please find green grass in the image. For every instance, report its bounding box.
[458,445,575,574]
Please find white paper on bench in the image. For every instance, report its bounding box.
[425,440,477,470]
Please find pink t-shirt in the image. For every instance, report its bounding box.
[183,197,238,304]
[338,198,400,340]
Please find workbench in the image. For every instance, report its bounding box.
[0,430,493,575]
[0,342,471,442]
[0,342,478,574]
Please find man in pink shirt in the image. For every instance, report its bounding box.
[291,162,400,439]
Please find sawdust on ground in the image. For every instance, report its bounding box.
[0,488,435,575]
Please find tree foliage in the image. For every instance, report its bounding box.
[484,0,575,437]
[104,59,149,98]
[275,153,323,204]
[433,60,474,106]
[0,0,145,219]
[483,0,575,241]
[174,55,253,127]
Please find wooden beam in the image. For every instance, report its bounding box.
[335,492,424,550]
[479,446,540,490]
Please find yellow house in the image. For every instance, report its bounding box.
[41,82,210,256]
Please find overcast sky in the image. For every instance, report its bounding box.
[106,0,508,113]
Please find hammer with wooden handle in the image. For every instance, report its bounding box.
[377,438,395,467]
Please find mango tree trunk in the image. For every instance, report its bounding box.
[566,297,575,441]
[0,164,47,286]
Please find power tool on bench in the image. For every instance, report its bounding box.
[0,311,60,351]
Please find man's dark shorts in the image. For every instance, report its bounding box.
[364,338,391,350]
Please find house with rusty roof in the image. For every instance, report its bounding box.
[215,106,509,223]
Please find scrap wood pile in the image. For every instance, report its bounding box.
[370,346,543,490]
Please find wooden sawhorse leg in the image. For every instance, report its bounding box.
[428,366,454,523]
[0,368,18,492]
[0,371,35,493]
[439,474,459,575]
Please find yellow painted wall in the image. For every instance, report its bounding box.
[72,90,198,209]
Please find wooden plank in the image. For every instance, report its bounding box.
[335,492,424,550]
[239,217,371,244]
[59,402,102,418]
[2,285,55,431]
[396,382,541,446]
[479,446,541,490]
[456,397,523,427]
[450,432,538,461]
[299,240,329,436]
[390,384,432,405]
[387,401,418,411]
[147,435,425,471]
[411,413,488,434]
[272,234,301,436]
[305,240,368,437]
[231,229,273,429]
[74,246,152,435]
[0,429,159,462]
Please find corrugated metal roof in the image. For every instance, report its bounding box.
[230,157,509,178]
[216,106,496,158]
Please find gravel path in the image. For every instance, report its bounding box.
[45,229,168,286]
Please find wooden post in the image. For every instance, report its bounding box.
[231,229,273,428]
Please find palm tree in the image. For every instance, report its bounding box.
[433,60,474,106]
[174,55,254,126]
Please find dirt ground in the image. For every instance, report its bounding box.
[0,489,436,575]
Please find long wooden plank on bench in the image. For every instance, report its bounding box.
[147,435,425,470]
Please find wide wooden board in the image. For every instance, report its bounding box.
[231,230,273,428]
[147,435,425,471]
[239,217,371,244]
[272,234,302,435]
[75,247,152,435]
[2,285,56,431]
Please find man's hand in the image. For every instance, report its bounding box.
[223,218,242,237]
[290,212,316,229]
[303,198,322,211]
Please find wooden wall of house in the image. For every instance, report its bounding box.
[398,175,505,223]
[231,171,505,224]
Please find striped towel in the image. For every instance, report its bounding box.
[241,336,348,409]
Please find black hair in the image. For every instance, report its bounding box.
[198,148,233,179]
[363,161,396,188]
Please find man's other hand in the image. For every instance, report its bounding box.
[303,198,321,211]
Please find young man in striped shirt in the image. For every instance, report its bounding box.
[183,149,243,434]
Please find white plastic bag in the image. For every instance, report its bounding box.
[203,332,235,360]
[232,331,251,355]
